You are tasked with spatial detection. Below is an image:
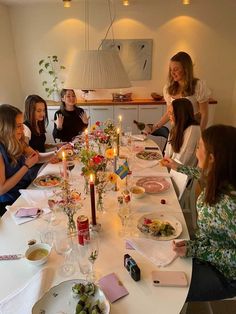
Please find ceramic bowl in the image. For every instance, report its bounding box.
[25,243,51,266]
[130,185,145,199]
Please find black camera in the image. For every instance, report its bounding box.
[124,254,141,281]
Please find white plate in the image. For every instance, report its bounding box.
[137,213,182,241]
[32,279,110,314]
[33,174,62,188]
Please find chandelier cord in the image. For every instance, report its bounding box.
[98,0,116,50]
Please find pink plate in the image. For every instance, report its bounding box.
[136,176,170,194]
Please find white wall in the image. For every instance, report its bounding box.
[5,0,236,125]
[0,4,23,107]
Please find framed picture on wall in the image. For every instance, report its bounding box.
[101,39,153,81]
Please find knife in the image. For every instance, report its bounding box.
[144,147,160,150]
[0,254,23,260]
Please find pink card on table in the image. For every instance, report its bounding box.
[98,273,129,303]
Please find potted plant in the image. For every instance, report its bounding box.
[38,55,66,100]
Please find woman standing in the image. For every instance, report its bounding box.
[152,51,211,132]
[162,125,236,301]
[53,89,89,142]
[165,98,201,166]
[0,104,39,216]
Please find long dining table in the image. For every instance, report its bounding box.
[0,139,192,314]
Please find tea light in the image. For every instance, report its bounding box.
[89,174,96,226]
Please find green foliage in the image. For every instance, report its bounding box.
[38,55,66,99]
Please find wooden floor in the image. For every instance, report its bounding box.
[183,212,236,314]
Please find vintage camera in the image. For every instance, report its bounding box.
[124,254,141,281]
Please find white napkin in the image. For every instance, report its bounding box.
[0,267,54,314]
[126,238,177,267]
[6,205,51,225]
[19,189,54,207]
[131,134,147,141]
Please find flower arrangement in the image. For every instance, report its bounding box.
[90,120,117,149]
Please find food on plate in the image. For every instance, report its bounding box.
[27,248,49,261]
[138,217,175,237]
[136,151,162,161]
[33,174,61,187]
[72,282,104,314]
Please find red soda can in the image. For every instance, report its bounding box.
[77,215,89,245]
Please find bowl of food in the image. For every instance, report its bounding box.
[25,243,51,266]
[130,185,145,199]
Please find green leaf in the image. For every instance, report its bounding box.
[42,80,47,86]
[39,59,44,66]
[49,71,54,75]
[60,65,66,70]
[39,69,43,74]
[45,62,50,69]
[52,55,58,62]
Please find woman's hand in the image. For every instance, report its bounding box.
[25,152,39,168]
[80,112,89,124]
[172,240,187,257]
[55,113,64,129]
[160,157,178,170]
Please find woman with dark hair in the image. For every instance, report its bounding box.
[53,89,89,142]
[152,51,211,132]
[165,98,201,166]
[0,104,39,216]
[162,124,236,301]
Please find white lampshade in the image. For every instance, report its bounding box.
[65,50,131,90]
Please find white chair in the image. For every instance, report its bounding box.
[170,168,189,200]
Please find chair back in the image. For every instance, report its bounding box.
[170,168,189,200]
[150,126,169,154]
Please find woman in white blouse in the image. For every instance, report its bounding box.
[152,51,211,132]
[165,98,201,166]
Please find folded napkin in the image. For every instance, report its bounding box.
[7,205,51,225]
[131,134,147,141]
[98,273,129,303]
[0,267,54,314]
[126,238,177,267]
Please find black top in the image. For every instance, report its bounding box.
[52,106,88,142]
[24,120,46,152]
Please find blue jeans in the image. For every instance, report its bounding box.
[187,258,236,301]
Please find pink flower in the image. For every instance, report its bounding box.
[92,155,104,164]
[96,121,101,126]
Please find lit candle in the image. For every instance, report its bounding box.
[118,115,122,135]
[85,128,89,150]
[62,151,68,179]
[117,128,120,157]
[89,174,96,226]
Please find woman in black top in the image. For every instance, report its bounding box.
[53,89,89,142]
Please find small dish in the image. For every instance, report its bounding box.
[130,185,145,199]
[25,243,51,266]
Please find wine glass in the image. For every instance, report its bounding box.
[84,231,99,282]
[117,202,132,237]
[77,230,92,277]
[54,227,75,277]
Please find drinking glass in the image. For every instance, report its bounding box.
[54,227,75,277]
[117,203,132,237]
[84,231,99,282]
[77,230,92,277]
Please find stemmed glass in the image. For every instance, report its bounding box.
[54,227,75,277]
[117,201,132,237]
[67,158,75,181]
[84,231,99,282]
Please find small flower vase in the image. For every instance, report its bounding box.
[66,210,77,235]
[97,191,105,213]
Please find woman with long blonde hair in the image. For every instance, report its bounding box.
[0,104,39,216]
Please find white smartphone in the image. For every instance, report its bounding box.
[152,271,188,287]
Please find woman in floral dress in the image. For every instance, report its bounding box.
[162,124,236,301]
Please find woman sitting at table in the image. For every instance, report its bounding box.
[165,98,201,166]
[162,124,236,301]
[0,104,39,216]
[53,89,89,142]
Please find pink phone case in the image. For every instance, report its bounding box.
[15,208,41,218]
[151,271,188,287]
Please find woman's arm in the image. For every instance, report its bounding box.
[0,153,38,195]
[52,112,64,141]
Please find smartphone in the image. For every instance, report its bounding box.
[15,208,41,218]
[151,271,188,287]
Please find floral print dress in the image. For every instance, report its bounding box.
[178,165,236,280]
